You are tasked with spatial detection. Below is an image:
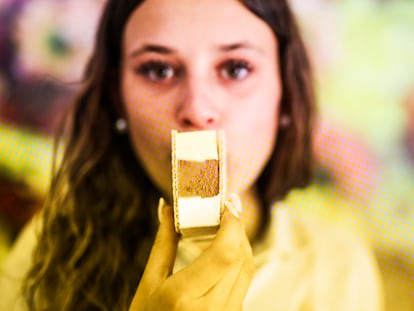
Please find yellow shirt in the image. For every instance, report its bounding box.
[0,205,384,310]
[175,205,384,310]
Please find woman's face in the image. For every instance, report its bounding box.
[121,0,282,199]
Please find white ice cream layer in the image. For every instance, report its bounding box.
[178,196,221,228]
[175,131,218,161]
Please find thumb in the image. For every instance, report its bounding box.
[139,198,179,293]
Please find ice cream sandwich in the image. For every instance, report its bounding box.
[171,130,226,239]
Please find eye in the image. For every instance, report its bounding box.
[136,61,176,82]
[219,60,252,81]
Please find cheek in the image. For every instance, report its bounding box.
[122,74,175,145]
[121,77,174,193]
[123,76,166,124]
[225,89,280,193]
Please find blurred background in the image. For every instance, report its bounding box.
[0,0,413,309]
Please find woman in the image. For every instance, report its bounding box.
[0,0,384,310]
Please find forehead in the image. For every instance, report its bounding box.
[123,0,276,52]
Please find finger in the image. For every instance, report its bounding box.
[228,193,246,227]
[170,204,245,297]
[196,253,245,310]
[224,232,255,310]
[200,222,254,310]
[139,198,179,292]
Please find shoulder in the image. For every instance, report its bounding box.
[0,213,41,311]
[290,208,385,311]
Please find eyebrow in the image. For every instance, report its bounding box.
[127,44,177,59]
[127,41,264,59]
[217,42,264,54]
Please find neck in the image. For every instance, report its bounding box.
[238,185,263,242]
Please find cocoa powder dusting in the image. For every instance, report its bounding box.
[178,160,219,197]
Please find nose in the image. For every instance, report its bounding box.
[176,79,220,130]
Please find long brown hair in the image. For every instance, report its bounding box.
[23,0,315,310]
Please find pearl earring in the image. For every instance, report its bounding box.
[115,118,128,133]
[279,114,291,128]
